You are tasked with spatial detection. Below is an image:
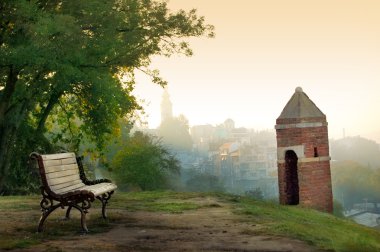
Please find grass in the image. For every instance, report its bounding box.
[1,191,380,251]
[110,190,203,213]
[0,195,114,250]
[226,195,380,252]
[0,191,205,250]
[0,195,40,211]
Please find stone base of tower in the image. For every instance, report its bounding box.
[278,160,333,213]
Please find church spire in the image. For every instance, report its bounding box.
[161,88,173,123]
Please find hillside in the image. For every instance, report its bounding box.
[1,191,380,251]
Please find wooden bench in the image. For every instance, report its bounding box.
[29,152,117,233]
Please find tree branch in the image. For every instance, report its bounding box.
[58,100,75,140]
[0,65,19,120]
[36,91,63,133]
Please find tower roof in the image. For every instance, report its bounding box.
[161,88,173,123]
[278,87,325,119]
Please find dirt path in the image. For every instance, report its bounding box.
[16,198,318,252]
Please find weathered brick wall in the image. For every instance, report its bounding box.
[276,117,333,213]
[298,161,333,212]
[277,126,329,157]
[277,162,287,204]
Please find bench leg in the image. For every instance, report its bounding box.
[65,206,73,219]
[38,204,61,232]
[71,205,89,233]
[97,191,114,219]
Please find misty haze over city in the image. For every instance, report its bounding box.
[133,0,380,144]
[131,0,380,229]
[131,84,380,228]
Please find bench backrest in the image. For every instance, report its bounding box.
[38,153,86,195]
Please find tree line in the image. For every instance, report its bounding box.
[330,136,380,212]
[0,0,213,194]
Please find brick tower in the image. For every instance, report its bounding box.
[275,87,333,212]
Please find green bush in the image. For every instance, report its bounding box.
[111,131,180,191]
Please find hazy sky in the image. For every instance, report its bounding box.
[133,0,380,142]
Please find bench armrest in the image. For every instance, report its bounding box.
[76,156,112,185]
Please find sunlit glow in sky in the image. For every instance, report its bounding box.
[133,0,380,142]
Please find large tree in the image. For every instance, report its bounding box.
[0,0,213,193]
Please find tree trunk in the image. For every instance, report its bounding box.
[36,91,63,134]
[0,98,31,192]
[0,125,17,192]
[0,66,19,123]
[0,68,61,192]
[0,65,21,192]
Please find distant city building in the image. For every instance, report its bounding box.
[152,91,281,199]
[190,124,215,154]
[224,118,235,131]
[214,140,278,197]
[345,207,380,228]
[157,91,280,199]
[188,119,278,198]
[230,127,250,145]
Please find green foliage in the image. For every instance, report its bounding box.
[0,0,213,193]
[331,161,380,210]
[0,123,46,195]
[102,118,134,164]
[111,131,181,190]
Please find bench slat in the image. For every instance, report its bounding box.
[44,164,79,174]
[52,183,86,194]
[43,157,77,167]
[47,174,80,187]
[31,151,117,233]
[49,179,84,191]
[85,183,118,196]
[52,183,117,196]
[41,153,76,160]
[45,168,79,179]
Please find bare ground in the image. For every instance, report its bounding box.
[12,197,319,252]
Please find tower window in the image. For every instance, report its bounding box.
[314,147,319,157]
[285,150,299,205]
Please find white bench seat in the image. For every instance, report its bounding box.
[30,152,117,233]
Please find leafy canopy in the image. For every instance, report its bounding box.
[0,0,214,193]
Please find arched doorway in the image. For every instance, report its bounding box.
[285,150,299,205]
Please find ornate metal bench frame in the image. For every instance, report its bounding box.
[29,152,116,233]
